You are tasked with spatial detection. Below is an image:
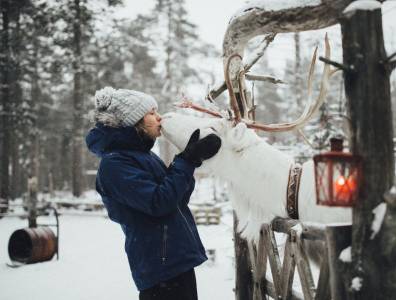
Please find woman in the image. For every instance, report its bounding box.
[86,87,221,300]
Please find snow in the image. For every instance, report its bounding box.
[231,0,321,21]
[343,0,381,15]
[390,185,396,194]
[351,277,363,291]
[0,202,234,300]
[389,185,396,194]
[370,202,387,240]
[339,246,352,263]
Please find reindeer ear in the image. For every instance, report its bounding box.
[228,123,256,152]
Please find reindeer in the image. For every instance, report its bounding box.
[161,111,352,242]
[161,1,354,244]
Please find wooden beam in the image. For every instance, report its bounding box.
[341,6,394,299]
[325,225,352,300]
[280,237,296,300]
[271,217,327,241]
[262,224,283,297]
[315,245,331,300]
[233,212,253,300]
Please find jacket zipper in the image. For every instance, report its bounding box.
[161,224,168,263]
[177,206,197,243]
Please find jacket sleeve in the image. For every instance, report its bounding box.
[98,155,195,217]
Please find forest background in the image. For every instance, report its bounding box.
[0,0,395,202]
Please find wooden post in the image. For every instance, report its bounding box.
[341,5,394,298]
[234,89,256,300]
[325,225,352,300]
[27,176,38,228]
[48,172,54,198]
[234,212,253,300]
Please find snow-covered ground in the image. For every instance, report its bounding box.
[0,205,235,300]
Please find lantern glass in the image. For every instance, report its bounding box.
[314,152,362,207]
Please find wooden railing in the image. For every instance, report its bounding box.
[248,217,351,300]
[191,206,221,225]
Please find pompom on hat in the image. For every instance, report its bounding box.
[94,87,158,127]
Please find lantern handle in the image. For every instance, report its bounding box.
[330,137,344,152]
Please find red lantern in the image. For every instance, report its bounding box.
[314,137,362,207]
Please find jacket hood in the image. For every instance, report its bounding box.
[86,123,154,157]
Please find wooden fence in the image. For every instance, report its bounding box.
[191,205,221,225]
[247,217,351,300]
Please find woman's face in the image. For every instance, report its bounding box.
[142,109,162,139]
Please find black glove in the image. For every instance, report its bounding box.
[177,129,221,167]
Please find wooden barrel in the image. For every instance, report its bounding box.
[8,227,57,264]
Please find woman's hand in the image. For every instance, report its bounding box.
[177,129,221,167]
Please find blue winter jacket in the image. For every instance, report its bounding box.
[86,124,207,291]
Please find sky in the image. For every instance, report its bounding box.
[119,0,396,48]
[116,0,396,99]
[117,0,243,46]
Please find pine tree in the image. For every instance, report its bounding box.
[141,0,212,163]
[53,0,122,197]
[0,0,13,207]
[0,0,39,203]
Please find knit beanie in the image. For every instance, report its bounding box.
[94,87,158,127]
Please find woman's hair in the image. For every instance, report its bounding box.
[134,118,146,133]
[134,117,155,142]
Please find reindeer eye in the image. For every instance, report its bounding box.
[209,127,217,133]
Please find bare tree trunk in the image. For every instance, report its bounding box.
[10,134,21,198]
[0,0,11,209]
[72,0,84,197]
[294,32,303,109]
[60,134,71,190]
[27,176,38,228]
[30,36,40,199]
[10,8,24,200]
[341,7,394,299]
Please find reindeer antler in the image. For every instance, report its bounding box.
[220,0,353,132]
[174,101,223,118]
[224,34,335,132]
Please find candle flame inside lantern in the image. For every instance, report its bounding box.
[334,175,357,202]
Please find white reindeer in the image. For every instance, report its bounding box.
[162,1,354,242]
[161,112,352,242]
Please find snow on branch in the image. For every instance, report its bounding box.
[351,277,363,291]
[339,246,352,262]
[370,202,387,240]
[343,0,382,16]
[223,0,353,58]
[230,0,322,22]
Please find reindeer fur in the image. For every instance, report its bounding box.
[161,112,352,242]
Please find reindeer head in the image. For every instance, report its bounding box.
[161,112,262,174]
